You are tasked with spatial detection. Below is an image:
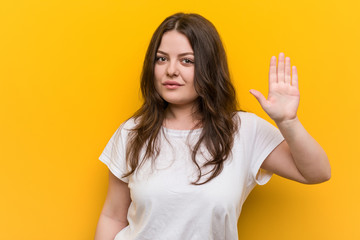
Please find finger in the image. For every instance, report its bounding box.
[277,52,285,83]
[292,66,298,88]
[285,57,291,84]
[249,89,267,107]
[269,56,277,84]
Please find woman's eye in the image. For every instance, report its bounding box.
[156,56,166,62]
[182,58,194,64]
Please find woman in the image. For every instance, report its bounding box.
[95,13,331,240]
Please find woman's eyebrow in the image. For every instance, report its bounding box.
[157,50,194,57]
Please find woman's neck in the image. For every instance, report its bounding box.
[164,103,202,130]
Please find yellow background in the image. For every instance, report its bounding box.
[1,0,359,239]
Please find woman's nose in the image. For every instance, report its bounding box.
[166,61,179,77]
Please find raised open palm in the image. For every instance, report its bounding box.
[250,53,300,123]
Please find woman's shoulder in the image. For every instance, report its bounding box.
[235,110,260,122]
[235,111,271,131]
[115,117,140,138]
[109,117,138,144]
[120,117,137,131]
[235,110,281,138]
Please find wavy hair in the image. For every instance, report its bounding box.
[123,13,240,185]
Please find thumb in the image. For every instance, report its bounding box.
[249,89,267,107]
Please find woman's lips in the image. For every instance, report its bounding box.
[163,81,183,89]
[164,84,181,89]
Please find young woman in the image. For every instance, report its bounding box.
[95,13,331,240]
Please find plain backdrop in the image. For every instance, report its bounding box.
[0,0,359,239]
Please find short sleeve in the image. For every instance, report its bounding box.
[244,113,284,186]
[99,124,130,183]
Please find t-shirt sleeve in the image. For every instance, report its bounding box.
[99,124,130,183]
[247,113,284,186]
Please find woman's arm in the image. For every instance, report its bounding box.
[250,53,331,184]
[95,171,131,240]
[261,119,330,184]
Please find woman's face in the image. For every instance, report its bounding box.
[154,30,198,108]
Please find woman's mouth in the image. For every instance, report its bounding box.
[163,81,183,89]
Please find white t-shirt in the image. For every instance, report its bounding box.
[99,111,284,240]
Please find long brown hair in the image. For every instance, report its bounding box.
[123,13,239,185]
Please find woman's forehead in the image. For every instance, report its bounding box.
[157,30,193,54]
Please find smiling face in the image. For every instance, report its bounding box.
[154,30,198,108]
